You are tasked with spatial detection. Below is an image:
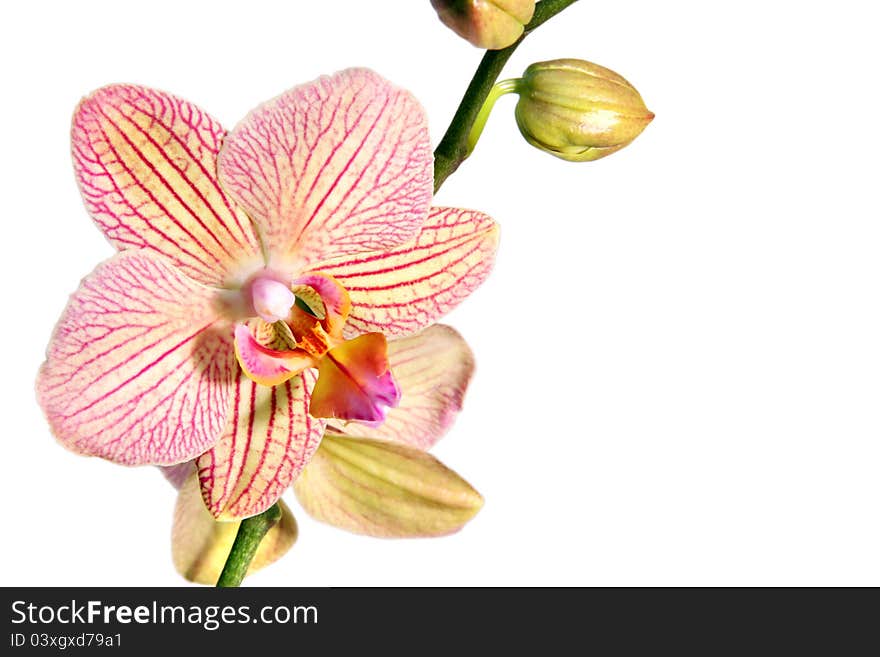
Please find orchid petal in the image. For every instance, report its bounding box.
[233,324,313,387]
[310,333,400,423]
[197,370,325,520]
[294,434,483,538]
[72,84,263,287]
[313,207,500,338]
[217,68,433,271]
[337,325,474,450]
[36,251,234,465]
[172,471,297,585]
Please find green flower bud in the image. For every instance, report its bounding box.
[514,59,654,162]
[430,0,535,50]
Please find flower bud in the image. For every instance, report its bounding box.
[514,59,654,162]
[431,0,535,50]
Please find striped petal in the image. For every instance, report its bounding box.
[294,434,483,538]
[36,251,234,465]
[312,207,500,338]
[172,471,297,585]
[197,370,326,520]
[217,68,433,271]
[337,325,474,450]
[72,84,263,287]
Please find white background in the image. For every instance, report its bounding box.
[2,0,878,586]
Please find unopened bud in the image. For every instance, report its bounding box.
[431,0,535,50]
[514,59,654,162]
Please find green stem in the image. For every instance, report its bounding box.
[432,0,580,192]
[466,78,521,156]
[216,503,282,588]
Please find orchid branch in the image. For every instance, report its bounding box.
[432,0,580,192]
[210,1,580,588]
[216,503,282,587]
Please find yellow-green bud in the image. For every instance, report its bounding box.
[514,59,654,162]
[430,0,535,50]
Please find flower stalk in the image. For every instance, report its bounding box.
[465,78,521,156]
[433,0,579,191]
[216,503,282,587]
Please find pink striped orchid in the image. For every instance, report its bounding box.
[37,69,499,521]
[168,325,482,584]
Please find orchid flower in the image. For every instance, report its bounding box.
[169,325,482,584]
[37,69,499,521]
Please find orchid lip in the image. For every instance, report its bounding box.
[363,368,401,426]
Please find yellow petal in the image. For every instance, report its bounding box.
[171,472,297,585]
[294,434,483,537]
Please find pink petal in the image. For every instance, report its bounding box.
[233,323,314,387]
[217,68,433,271]
[338,325,474,450]
[36,251,235,465]
[312,207,500,339]
[72,84,263,287]
[294,433,483,538]
[197,370,326,520]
